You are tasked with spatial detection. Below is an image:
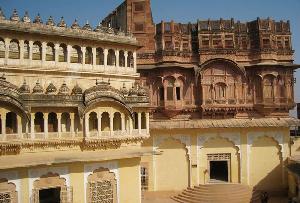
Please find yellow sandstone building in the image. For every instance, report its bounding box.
[0,0,300,203]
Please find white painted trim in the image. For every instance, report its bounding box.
[0,171,21,203]
[84,161,119,203]
[28,166,70,201]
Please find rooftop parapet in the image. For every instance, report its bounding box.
[0,8,138,46]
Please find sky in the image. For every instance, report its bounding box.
[1,0,300,116]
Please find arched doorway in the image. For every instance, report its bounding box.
[155,138,189,191]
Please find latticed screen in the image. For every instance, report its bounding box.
[89,180,113,203]
[0,191,12,203]
[141,166,148,191]
[207,153,231,161]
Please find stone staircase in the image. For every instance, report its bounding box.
[171,184,261,203]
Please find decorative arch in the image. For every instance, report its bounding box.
[0,38,5,58]
[96,47,104,65]
[32,41,42,60]
[107,49,116,66]
[85,47,92,65]
[119,50,125,67]
[127,51,134,68]
[8,39,20,59]
[58,44,67,62]
[23,40,30,59]
[46,42,55,61]
[71,45,82,63]
[0,178,18,203]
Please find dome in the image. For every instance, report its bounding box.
[22,11,31,23]
[72,83,83,95]
[0,8,6,20]
[58,81,70,95]
[57,17,67,28]
[71,19,80,29]
[46,82,57,94]
[137,85,147,96]
[94,22,103,32]
[10,9,20,22]
[33,13,43,24]
[46,16,55,26]
[82,21,92,31]
[32,80,44,94]
[128,84,138,96]
[19,79,30,94]
[120,83,129,96]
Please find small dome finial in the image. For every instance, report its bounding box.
[82,20,92,31]
[10,9,20,22]
[71,19,80,29]
[33,13,42,24]
[57,16,67,28]
[0,8,6,20]
[22,11,31,23]
[46,16,55,26]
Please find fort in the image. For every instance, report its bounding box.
[0,0,299,202]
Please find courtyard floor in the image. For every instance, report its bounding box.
[141,191,289,203]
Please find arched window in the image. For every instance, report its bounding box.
[141,112,146,129]
[263,75,274,100]
[101,112,110,131]
[107,49,116,66]
[127,51,134,68]
[48,112,58,132]
[113,112,121,131]
[34,112,44,132]
[164,77,176,101]
[71,45,82,63]
[6,112,17,134]
[32,41,42,60]
[277,76,285,98]
[119,50,125,67]
[0,38,5,58]
[89,112,97,132]
[96,48,104,65]
[23,40,30,59]
[133,112,138,129]
[215,83,226,100]
[8,39,20,59]
[58,44,67,62]
[85,47,92,64]
[254,75,263,103]
[61,113,71,132]
[46,42,55,61]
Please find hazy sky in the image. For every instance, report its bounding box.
[1,0,300,116]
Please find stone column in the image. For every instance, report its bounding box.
[121,113,125,132]
[133,51,137,72]
[30,113,35,139]
[129,117,133,135]
[124,51,128,68]
[54,44,59,64]
[1,113,6,140]
[85,114,90,138]
[138,112,142,135]
[92,47,96,66]
[44,113,48,139]
[104,48,108,68]
[17,115,22,139]
[67,45,71,64]
[41,42,46,62]
[70,113,75,137]
[19,40,24,60]
[97,112,102,137]
[109,112,114,136]
[57,113,62,138]
[29,41,33,67]
[4,38,10,61]
[116,49,119,68]
[146,112,150,134]
[81,47,86,66]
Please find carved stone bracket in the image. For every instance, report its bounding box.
[0,171,20,203]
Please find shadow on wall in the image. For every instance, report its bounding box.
[250,136,287,195]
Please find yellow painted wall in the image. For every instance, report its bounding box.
[0,157,142,203]
[155,138,189,191]
[119,157,141,203]
[250,136,283,191]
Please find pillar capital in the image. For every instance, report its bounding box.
[70,113,75,120]
[57,113,62,119]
